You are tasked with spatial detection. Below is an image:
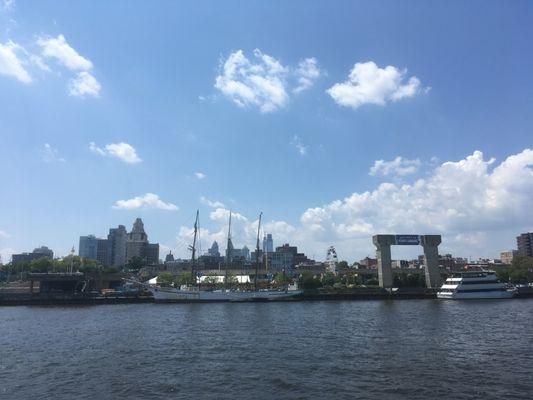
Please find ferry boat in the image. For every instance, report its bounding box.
[437,270,515,299]
[146,210,303,302]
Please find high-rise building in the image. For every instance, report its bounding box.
[126,218,148,260]
[208,241,220,257]
[96,239,108,266]
[125,218,159,265]
[517,232,533,257]
[263,234,274,253]
[107,225,127,267]
[79,235,98,260]
[500,250,518,265]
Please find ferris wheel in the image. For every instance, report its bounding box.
[326,246,338,275]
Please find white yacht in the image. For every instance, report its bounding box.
[437,270,515,299]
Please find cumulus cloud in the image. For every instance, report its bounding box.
[69,71,100,97]
[214,49,322,113]
[36,34,101,97]
[41,143,66,163]
[113,193,178,211]
[369,156,421,177]
[290,135,307,156]
[200,196,225,208]
[298,149,533,258]
[195,172,207,180]
[37,34,93,71]
[173,149,533,261]
[327,61,425,109]
[0,40,31,83]
[90,142,141,164]
[294,57,322,94]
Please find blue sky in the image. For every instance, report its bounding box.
[1,0,532,263]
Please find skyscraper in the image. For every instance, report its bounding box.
[125,218,159,265]
[107,225,127,267]
[79,235,98,260]
[263,233,273,253]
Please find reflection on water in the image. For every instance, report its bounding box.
[1,300,532,399]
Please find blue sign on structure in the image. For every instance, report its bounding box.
[395,235,420,245]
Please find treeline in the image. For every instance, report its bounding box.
[494,256,533,283]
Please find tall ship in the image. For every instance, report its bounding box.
[147,210,303,302]
[437,270,515,299]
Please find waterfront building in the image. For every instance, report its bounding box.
[12,246,54,265]
[500,250,518,265]
[517,232,533,257]
[266,251,293,272]
[107,225,127,267]
[79,235,98,260]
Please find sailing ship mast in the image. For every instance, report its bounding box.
[188,210,199,285]
[254,212,262,291]
[225,211,232,286]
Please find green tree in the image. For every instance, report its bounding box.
[298,271,321,289]
[224,272,237,285]
[29,257,54,273]
[337,261,349,270]
[273,272,290,285]
[178,271,195,285]
[203,273,220,285]
[127,256,145,271]
[158,272,175,284]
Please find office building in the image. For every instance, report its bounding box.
[517,232,533,257]
[79,235,98,260]
[107,225,128,267]
[500,250,518,265]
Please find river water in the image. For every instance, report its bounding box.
[1,299,532,399]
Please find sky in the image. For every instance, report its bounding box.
[1,0,532,263]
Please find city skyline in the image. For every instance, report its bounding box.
[1,1,533,263]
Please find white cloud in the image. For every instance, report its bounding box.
[369,156,421,177]
[90,142,141,164]
[37,34,93,71]
[29,54,51,72]
[0,40,31,83]
[200,196,225,208]
[69,71,100,97]
[41,143,66,163]
[290,135,307,156]
[294,57,321,94]
[298,149,533,259]
[195,172,207,180]
[0,230,10,239]
[327,61,425,109]
[113,193,178,211]
[214,49,322,113]
[174,149,533,261]
[2,0,14,11]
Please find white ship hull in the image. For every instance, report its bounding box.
[437,290,515,300]
[149,286,303,302]
[437,270,516,300]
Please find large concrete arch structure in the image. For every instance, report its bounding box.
[372,234,442,288]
